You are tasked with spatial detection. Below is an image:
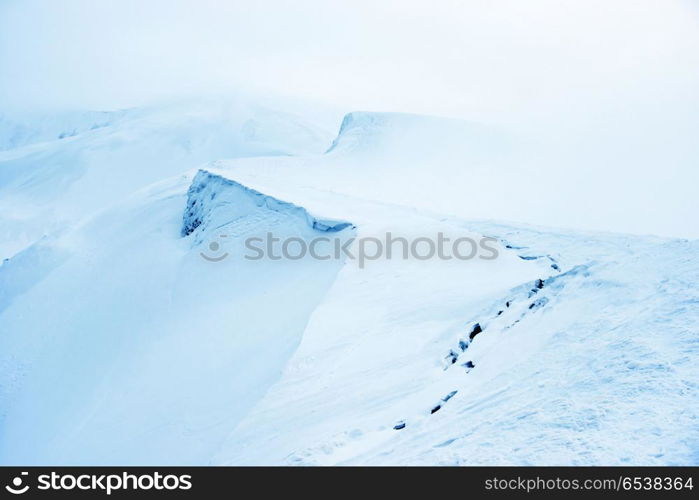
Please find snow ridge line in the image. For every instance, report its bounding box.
[181,169,354,237]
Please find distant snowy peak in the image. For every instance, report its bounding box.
[325,111,388,153]
[0,110,127,151]
[0,100,334,155]
[325,111,511,160]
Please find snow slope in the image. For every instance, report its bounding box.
[215,219,699,465]
[0,170,350,464]
[0,106,697,465]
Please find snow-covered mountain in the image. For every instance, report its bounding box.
[0,101,697,465]
[0,99,334,260]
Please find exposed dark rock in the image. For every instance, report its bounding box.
[468,323,482,340]
[446,350,459,365]
[518,255,539,260]
[442,390,458,402]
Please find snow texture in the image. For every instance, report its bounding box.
[0,102,697,465]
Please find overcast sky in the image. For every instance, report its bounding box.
[0,0,696,118]
[1,0,698,236]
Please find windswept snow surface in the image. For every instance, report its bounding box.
[214,220,699,465]
[0,106,697,465]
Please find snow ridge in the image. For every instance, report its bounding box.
[181,170,353,237]
[325,112,386,153]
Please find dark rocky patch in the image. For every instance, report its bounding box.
[468,323,482,340]
[445,350,459,365]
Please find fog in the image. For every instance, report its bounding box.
[1,0,698,237]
